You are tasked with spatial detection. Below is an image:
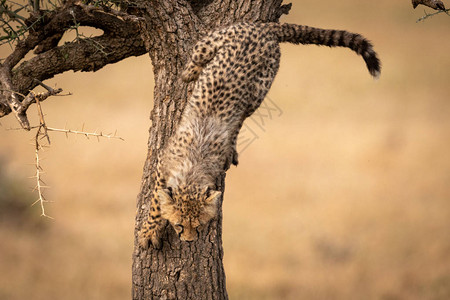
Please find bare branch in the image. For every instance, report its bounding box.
[26,96,123,217]
[31,144,54,219]
[32,0,40,13]
[412,0,446,10]
[0,66,32,129]
[0,1,145,119]
[0,70,63,129]
[13,32,145,91]
[21,79,63,108]
[2,2,144,69]
[35,95,50,144]
[0,1,147,127]
[32,97,52,218]
[416,7,450,22]
[46,126,125,141]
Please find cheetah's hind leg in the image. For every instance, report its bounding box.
[232,147,239,166]
[182,37,218,82]
[181,62,203,83]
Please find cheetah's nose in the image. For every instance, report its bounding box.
[180,230,198,242]
[181,236,196,242]
[182,235,197,242]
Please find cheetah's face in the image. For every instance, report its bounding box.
[157,186,221,242]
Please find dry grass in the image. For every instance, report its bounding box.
[1,1,449,299]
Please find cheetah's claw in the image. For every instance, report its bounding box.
[138,229,163,250]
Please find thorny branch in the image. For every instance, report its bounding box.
[46,126,124,141]
[411,0,450,21]
[416,8,450,22]
[0,74,63,129]
[24,94,124,218]
[0,0,135,215]
[32,97,52,218]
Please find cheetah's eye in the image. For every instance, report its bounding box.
[166,186,173,197]
[174,224,184,234]
[203,186,213,196]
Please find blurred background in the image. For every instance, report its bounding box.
[1,1,449,299]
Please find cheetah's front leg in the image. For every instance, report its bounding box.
[138,191,166,249]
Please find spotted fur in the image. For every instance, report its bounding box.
[138,22,381,249]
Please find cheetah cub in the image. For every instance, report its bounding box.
[138,22,381,249]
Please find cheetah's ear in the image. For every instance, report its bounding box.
[158,189,176,220]
[157,189,174,206]
[201,190,221,223]
[205,191,221,207]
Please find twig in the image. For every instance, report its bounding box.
[5,125,40,130]
[32,97,53,218]
[3,95,124,217]
[69,11,110,56]
[35,94,51,144]
[417,8,450,22]
[0,74,63,130]
[31,140,53,219]
[32,0,39,13]
[0,66,31,129]
[46,126,125,141]
[20,85,63,113]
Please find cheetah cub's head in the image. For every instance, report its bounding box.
[157,185,221,242]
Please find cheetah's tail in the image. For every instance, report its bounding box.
[273,23,381,79]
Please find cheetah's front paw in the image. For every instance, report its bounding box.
[138,227,163,250]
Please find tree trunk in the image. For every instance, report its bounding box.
[132,1,290,299]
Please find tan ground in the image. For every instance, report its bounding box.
[1,1,449,299]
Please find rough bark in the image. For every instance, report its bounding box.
[0,0,290,298]
[131,1,290,299]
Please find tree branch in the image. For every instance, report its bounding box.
[14,32,146,92]
[412,0,446,10]
[0,66,31,128]
[0,1,147,128]
[416,7,450,21]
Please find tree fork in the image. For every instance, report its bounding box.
[132,1,290,299]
